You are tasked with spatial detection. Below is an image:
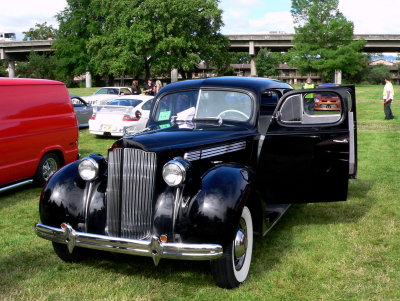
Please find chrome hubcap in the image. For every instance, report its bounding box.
[42,158,58,181]
[233,218,247,270]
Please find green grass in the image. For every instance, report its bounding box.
[0,85,399,300]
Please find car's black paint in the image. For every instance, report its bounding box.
[37,77,357,287]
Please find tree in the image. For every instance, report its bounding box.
[289,0,366,80]
[255,48,283,77]
[87,0,229,79]
[363,64,391,84]
[23,22,57,40]
[53,0,102,85]
[16,52,57,79]
[0,60,7,77]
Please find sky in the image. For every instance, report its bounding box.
[1,0,400,41]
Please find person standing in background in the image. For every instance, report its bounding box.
[143,78,155,96]
[131,80,141,95]
[154,80,163,94]
[383,77,395,120]
[302,77,315,115]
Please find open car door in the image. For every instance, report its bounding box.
[258,86,357,203]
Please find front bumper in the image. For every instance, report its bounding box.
[35,223,223,265]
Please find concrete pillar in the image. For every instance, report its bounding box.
[249,41,255,55]
[85,71,92,88]
[171,69,178,83]
[334,70,342,84]
[8,60,15,78]
[250,57,257,77]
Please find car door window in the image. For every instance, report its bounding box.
[279,91,342,125]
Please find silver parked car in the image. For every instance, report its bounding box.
[70,94,93,128]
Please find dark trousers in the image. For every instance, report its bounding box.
[384,99,394,120]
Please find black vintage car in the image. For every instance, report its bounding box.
[35,77,357,288]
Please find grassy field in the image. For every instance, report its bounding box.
[0,85,399,300]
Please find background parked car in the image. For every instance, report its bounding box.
[89,95,154,137]
[94,87,132,95]
[70,94,93,128]
[0,78,79,192]
[314,83,341,111]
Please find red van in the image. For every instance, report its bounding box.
[0,78,79,192]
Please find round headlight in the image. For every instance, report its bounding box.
[78,158,99,181]
[162,160,187,187]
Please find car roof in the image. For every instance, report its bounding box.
[159,77,293,95]
[0,78,64,86]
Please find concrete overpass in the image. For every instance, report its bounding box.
[227,34,400,53]
[0,40,53,77]
[1,34,399,79]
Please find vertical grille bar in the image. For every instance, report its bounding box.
[106,148,157,239]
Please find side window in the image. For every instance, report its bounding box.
[120,88,131,95]
[142,98,154,110]
[279,91,342,125]
[71,97,85,107]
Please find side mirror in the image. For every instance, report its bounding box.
[277,91,342,125]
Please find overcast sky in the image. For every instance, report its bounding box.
[1,0,399,40]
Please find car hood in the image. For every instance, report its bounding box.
[116,123,256,152]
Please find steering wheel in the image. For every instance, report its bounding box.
[217,109,249,120]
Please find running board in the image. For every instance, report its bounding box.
[262,204,291,236]
[0,179,33,193]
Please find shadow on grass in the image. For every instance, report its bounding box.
[0,179,375,292]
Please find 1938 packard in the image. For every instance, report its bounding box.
[35,77,357,288]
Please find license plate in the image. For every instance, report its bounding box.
[102,125,114,131]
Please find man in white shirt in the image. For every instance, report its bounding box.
[383,77,394,120]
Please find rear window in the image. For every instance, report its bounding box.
[107,99,142,107]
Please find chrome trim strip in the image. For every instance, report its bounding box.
[35,223,223,265]
[349,112,355,176]
[0,179,33,192]
[184,141,246,161]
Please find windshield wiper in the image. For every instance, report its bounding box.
[192,117,223,125]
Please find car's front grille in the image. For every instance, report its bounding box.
[106,148,157,239]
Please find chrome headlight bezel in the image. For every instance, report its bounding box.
[162,159,189,187]
[78,157,100,181]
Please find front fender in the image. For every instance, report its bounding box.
[177,163,253,246]
[39,159,107,234]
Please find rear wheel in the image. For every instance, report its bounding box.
[52,242,87,262]
[210,206,253,288]
[34,153,60,186]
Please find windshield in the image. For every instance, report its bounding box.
[153,90,253,124]
[95,88,119,95]
[5,33,16,39]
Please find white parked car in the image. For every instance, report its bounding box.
[81,94,120,106]
[82,87,133,106]
[94,87,132,95]
[88,95,154,137]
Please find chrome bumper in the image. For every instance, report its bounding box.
[35,223,223,265]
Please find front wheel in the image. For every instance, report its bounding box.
[210,206,253,288]
[34,153,60,186]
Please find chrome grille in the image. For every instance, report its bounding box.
[106,148,157,239]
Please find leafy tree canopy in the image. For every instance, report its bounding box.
[289,0,366,80]
[23,22,57,40]
[16,52,57,79]
[255,48,283,77]
[55,0,229,81]
[53,0,99,81]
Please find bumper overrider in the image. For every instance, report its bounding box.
[35,223,223,265]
